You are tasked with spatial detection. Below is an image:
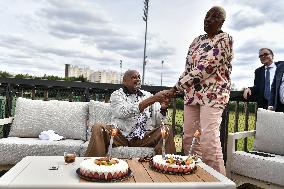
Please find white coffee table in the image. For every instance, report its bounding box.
[0,156,236,189]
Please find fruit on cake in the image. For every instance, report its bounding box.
[152,154,196,174]
[79,157,129,180]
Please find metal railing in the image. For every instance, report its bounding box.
[0,77,257,161]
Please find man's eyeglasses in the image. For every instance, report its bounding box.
[259,53,270,58]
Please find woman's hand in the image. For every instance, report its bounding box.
[160,98,170,109]
[156,88,176,98]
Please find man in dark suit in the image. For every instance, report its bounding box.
[268,62,284,112]
[243,48,281,109]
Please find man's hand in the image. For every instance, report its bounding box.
[139,88,174,112]
[243,88,251,99]
[139,91,170,112]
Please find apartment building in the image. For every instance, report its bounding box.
[65,64,121,84]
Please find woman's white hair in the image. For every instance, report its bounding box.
[209,6,226,20]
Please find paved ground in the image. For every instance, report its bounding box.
[236,183,263,189]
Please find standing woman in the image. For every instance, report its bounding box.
[167,6,233,175]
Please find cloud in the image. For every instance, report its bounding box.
[245,1,284,24]
[43,1,109,25]
[226,0,284,30]
[229,7,267,30]
[233,54,256,66]
[147,43,176,59]
[29,0,177,69]
[95,36,142,51]
[0,33,119,72]
[236,38,275,55]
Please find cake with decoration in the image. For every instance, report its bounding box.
[152,154,196,174]
[79,157,129,180]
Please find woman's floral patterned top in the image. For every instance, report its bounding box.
[174,32,234,109]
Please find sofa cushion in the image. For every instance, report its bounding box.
[88,100,111,140]
[231,151,284,186]
[80,141,154,158]
[254,108,284,155]
[9,98,88,140]
[0,137,84,165]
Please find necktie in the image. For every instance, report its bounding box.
[264,67,271,100]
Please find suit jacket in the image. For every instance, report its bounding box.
[249,61,283,109]
[269,61,284,111]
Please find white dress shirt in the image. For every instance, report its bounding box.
[266,62,276,88]
[110,87,165,140]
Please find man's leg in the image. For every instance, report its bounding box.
[129,126,176,155]
[200,106,226,175]
[85,124,128,157]
[183,105,202,156]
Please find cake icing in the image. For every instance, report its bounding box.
[79,157,129,180]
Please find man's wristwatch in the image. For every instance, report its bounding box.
[267,106,273,110]
[160,108,168,116]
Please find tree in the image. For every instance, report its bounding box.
[0,71,13,78]
[0,70,87,82]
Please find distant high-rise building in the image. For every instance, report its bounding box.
[65,64,121,84]
[90,70,120,84]
[65,64,70,78]
[65,64,93,80]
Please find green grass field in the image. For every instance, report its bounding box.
[167,109,256,152]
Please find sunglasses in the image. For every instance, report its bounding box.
[259,53,270,58]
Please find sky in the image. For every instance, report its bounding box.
[0,0,284,89]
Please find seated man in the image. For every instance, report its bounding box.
[85,70,176,157]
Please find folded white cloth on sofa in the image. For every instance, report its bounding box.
[39,130,64,141]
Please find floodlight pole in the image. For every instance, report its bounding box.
[161,60,164,86]
[120,60,122,84]
[142,0,149,85]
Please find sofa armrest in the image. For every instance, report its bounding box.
[226,130,256,177]
[0,117,14,126]
[0,117,14,138]
[228,130,256,141]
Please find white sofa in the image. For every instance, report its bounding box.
[226,108,284,189]
[0,98,154,168]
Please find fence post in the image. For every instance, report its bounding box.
[83,88,90,102]
[68,89,74,102]
[5,83,12,118]
[233,101,240,151]
[243,102,249,151]
[254,103,258,130]
[44,89,49,101]
[220,106,229,163]
[171,97,177,136]
[31,87,36,100]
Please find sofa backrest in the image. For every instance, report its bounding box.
[88,100,111,126]
[87,100,111,140]
[9,98,89,140]
[254,108,284,155]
